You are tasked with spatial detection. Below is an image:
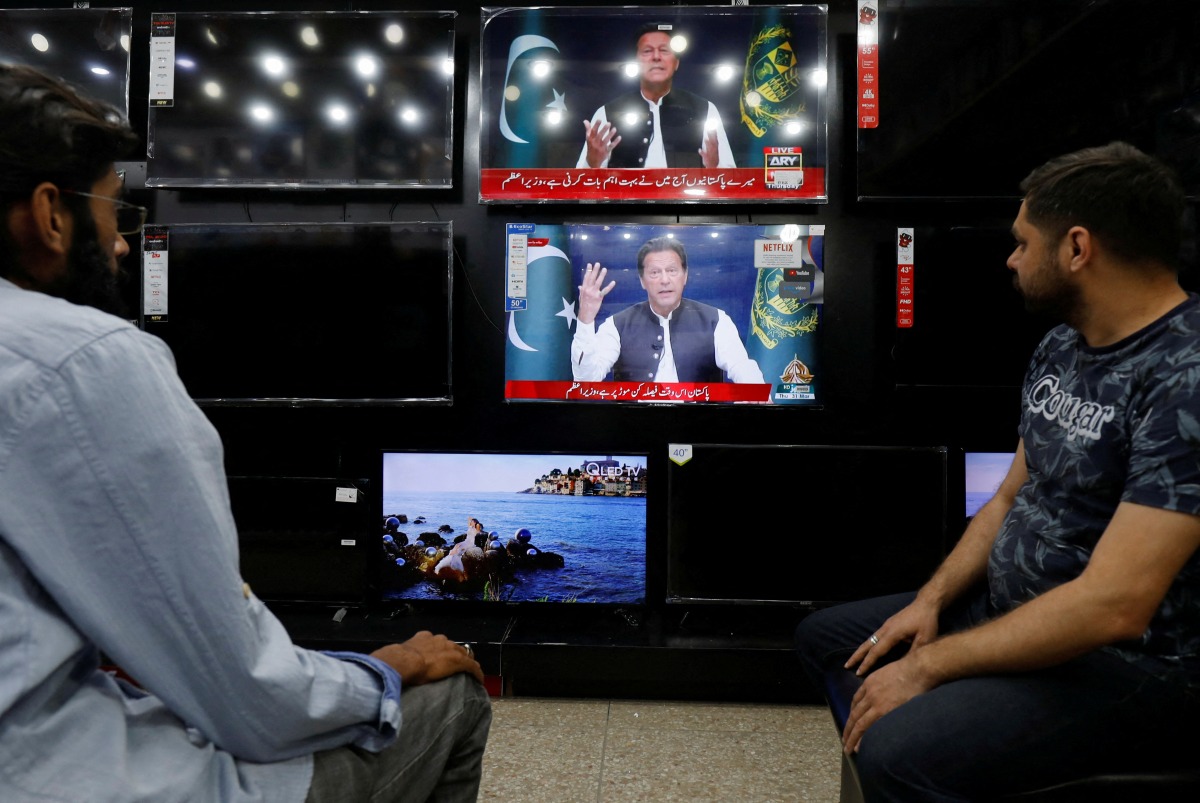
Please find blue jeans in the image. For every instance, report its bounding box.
[795,592,1198,802]
[306,673,492,803]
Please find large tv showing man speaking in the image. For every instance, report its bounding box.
[480,5,828,203]
[504,222,825,405]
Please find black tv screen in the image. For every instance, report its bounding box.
[140,221,452,406]
[667,444,949,608]
[146,10,456,188]
[228,475,372,606]
[892,226,1052,389]
[0,7,131,116]
[379,451,647,606]
[857,0,1200,200]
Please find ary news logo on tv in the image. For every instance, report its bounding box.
[480,5,828,203]
[504,222,825,405]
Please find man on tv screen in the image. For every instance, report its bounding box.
[0,65,489,803]
[796,142,1200,798]
[576,22,735,170]
[571,235,763,384]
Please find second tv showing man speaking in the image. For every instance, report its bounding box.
[504,223,824,405]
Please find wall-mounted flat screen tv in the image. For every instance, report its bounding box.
[0,7,132,116]
[857,0,1200,200]
[892,226,1051,390]
[229,475,373,607]
[504,222,824,405]
[379,451,647,606]
[146,10,456,188]
[667,444,949,608]
[480,5,828,203]
[140,221,452,406]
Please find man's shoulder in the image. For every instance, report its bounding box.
[0,283,143,371]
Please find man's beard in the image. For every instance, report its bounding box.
[1015,253,1082,328]
[51,209,129,318]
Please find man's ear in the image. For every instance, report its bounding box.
[4,182,71,289]
[27,182,70,257]
[1064,225,1093,274]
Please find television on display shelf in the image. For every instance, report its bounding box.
[229,476,373,607]
[145,10,456,188]
[378,451,648,606]
[503,221,824,405]
[964,452,1013,519]
[139,221,452,406]
[0,7,132,116]
[891,225,1052,390]
[666,443,951,608]
[856,0,1200,200]
[479,5,828,203]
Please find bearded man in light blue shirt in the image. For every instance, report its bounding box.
[0,64,490,803]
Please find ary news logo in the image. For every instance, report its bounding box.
[764,147,804,189]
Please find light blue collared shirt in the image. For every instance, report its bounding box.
[0,278,402,803]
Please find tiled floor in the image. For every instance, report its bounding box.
[479,698,842,802]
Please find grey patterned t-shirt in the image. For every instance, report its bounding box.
[989,294,1200,687]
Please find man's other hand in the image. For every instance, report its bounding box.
[371,631,484,686]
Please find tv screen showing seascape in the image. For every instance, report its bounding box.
[380,452,647,605]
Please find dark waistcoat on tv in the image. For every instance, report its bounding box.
[603,88,709,169]
[610,299,723,382]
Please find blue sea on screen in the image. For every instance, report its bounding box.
[381,491,646,604]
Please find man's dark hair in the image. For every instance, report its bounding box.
[636,236,688,276]
[1019,142,1185,270]
[0,64,138,279]
[634,23,674,53]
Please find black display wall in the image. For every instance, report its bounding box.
[8,0,1195,642]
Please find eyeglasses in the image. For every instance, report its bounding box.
[63,190,148,236]
[644,267,684,280]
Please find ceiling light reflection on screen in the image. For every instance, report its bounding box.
[248,103,274,124]
[31,33,49,52]
[355,54,379,78]
[300,26,319,48]
[385,24,403,45]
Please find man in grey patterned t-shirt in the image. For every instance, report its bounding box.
[797,142,1200,801]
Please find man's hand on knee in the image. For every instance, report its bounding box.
[843,654,937,755]
[372,632,485,686]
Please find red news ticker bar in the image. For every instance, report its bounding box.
[505,380,772,403]
[481,168,826,202]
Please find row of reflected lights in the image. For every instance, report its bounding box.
[174,22,452,130]
[23,29,130,77]
[520,33,826,137]
[570,224,806,243]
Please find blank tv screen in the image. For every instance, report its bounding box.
[140,221,452,406]
[146,10,456,188]
[0,8,131,116]
[667,444,948,607]
[380,451,647,605]
[229,476,372,606]
[857,0,1200,200]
